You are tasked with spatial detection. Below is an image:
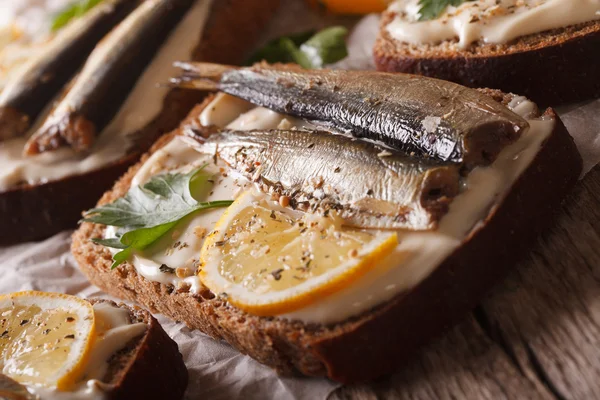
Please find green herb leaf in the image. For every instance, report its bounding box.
[91,237,128,249]
[246,31,315,65]
[246,26,348,68]
[52,0,104,31]
[110,247,132,270]
[300,27,349,68]
[85,166,233,269]
[85,167,209,227]
[418,0,468,21]
[279,37,314,69]
[117,200,231,248]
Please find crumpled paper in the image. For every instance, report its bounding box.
[0,233,338,399]
[558,100,600,175]
[1,11,599,400]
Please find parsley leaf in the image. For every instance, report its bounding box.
[247,31,315,66]
[246,26,348,68]
[84,166,233,269]
[91,237,128,249]
[300,27,349,68]
[52,0,104,31]
[418,0,468,21]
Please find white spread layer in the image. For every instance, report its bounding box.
[287,119,551,323]
[387,0,600,49]
[104,100,304,290]
[0,0,213,191]
[106,136,252,293]
[112,92,554,324]
[28,302,147,400]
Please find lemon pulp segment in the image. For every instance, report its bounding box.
[199,192,399,315]
[0,292,95,390]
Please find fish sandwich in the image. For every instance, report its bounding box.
[73,64,582,383]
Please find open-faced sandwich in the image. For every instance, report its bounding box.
[0,0,280,245]
[0,291,187,399]
[375,0,600,105]
[72,63,582,383]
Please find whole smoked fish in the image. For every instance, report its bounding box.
[174,63,529,168]
[0,0,136,141]
[193,129,461,230]
[24,0,194,155]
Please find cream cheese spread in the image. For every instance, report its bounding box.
[27,302,147,400]
[0,0,213,192]
[106,136,252,294]
[106,92,554,324]
[387,0,600,49]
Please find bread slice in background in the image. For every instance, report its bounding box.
[0,0,280,246]
[83,299,187,399]
[72,90,582,383]
[374,11,600,106]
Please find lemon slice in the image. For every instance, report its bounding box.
[199,191,398,315]
[0,291,96,391]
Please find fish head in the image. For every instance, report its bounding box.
[463,118,530,169]
[418,165,461,221]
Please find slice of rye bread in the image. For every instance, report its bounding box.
[86,299,187,400]
[374,10,600,106]
[0,0,280,246]
[72,91,583,383]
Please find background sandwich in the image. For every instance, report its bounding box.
[374,0,600,105]
[0,0,280,245]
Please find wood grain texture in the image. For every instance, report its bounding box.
[332,167,600,399]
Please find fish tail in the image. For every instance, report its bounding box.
[170,62,238,90]
[23,113,96,156]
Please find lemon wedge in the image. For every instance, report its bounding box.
[0,291,95,391]
[199,191,398,316]
[309,0,389,14]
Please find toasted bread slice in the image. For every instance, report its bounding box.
[87,299,187,400]
[374,10,600,106]
[1,297,187,399]
[72,91,582,383]
[0,0,280,245]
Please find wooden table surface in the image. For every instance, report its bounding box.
[330,167,600,399]
[262,3,600,399]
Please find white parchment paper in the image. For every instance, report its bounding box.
[1,8,599,400]
[0,233,339,399]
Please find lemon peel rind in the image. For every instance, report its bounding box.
[201,233,398,316]
[0,291,96,391]
[198,192,400,316]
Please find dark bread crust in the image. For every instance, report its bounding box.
[88,299,188,400]
[374,12,600,106]
[0,0,280,245]
[72,92,582,383]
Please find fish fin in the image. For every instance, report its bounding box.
[173,61,236,77]
[170,62,239,90]
[168,77,220,91]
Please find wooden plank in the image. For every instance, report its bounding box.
[333,168,600,399]
[479,166,600,400]
[332,315,552,399]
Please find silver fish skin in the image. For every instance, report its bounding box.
[193,129,461,231]
[0,0,137,142]
[24,0,194,155]
[173,63,529,168]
